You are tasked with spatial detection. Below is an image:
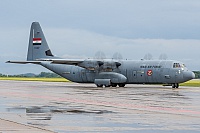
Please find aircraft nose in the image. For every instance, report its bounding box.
[183,71,195,80]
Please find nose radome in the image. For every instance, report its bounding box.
[183,71,195,80]
[192,72,195,79]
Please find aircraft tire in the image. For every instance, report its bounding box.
[172,83,179,88]
[175,83,179,88]
[111,83,117,87]
[118,83,125,87]
[96,84,103,87]
[172,83,175,88]
[105,85,111,87]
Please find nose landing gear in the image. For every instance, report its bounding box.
[172,83,179,88]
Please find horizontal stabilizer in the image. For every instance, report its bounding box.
[6,61,41,64]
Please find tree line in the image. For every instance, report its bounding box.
[0,72,61,78]
[193,71,200,79]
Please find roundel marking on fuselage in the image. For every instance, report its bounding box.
[147,70,153,76]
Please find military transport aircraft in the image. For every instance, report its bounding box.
[7,22,195,88]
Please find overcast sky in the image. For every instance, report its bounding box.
[1,0,200,74]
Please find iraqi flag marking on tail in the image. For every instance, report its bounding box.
[33,38,42,45]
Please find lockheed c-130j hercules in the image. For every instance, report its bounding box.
[7,22,195,88]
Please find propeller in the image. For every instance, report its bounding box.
[94,51,106,60]
[159,54,168,60]
[144,53,153,60]
[112,52,123,60]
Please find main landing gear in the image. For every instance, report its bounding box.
[172,83,179,88]
[96,83,126,88]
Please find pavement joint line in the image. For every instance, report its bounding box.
[0,118,55,133]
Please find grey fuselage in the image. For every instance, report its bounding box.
[40,59,194,84]
[7,22,195,88]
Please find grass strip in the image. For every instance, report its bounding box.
[180,80,200,87]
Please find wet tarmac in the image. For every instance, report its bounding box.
[0,80,200,133]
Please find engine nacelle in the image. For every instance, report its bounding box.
[78,59,121,71]
[101,61,121,71]
[79,59,102,70]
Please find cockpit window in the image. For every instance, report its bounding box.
[173,63,186,68]
[173,63,181,68]
[182,64,186,68]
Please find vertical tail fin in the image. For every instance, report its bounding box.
[27,22,54,61]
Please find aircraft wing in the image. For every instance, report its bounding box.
[41,59,121,68]
[6,59,84,65]
[6,61,41,64]
[39,59,84,65]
